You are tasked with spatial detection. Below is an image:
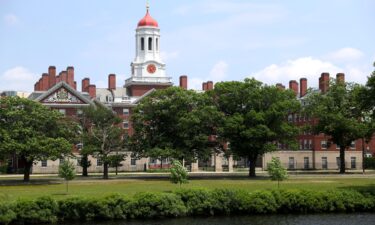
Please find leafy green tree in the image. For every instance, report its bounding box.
[0,97,77,182]
[130,87,223,164]
[267,157,288,188]
[108,153,126,175]
[213,78,300,177]
[77,113,92,176]
[148,147,173,169]
[82,105,127,179]
[170,160,189,187]
[305,79,368,173]
[58,160,76,193]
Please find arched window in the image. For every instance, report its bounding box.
[148,37,152,50]
[156,38,159,51]
[141,37,144,51]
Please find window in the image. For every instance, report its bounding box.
[322,157,328,169]
[123,120,129,129]
[59,158,65,164]
[351,157,356,169]
[41,160,47,167]
[148,37,152,50]
[300,140,303,150]
[288,157,295,169]
[350,141,356,149]
[304,139,308,150]
[288,114,293,122]
[336,144,340,150]
[321,140,327,149]
[141,37,144,50]
[309,140,313,149]
[304,157,309,169]
[156,38,159,51]
[150,158,157,164]
[59,109,66,115]
[336,157,341,169]
[97,158,103,166]
[123,108,129,115]
[131,158,136,166]
[76,157,81,166]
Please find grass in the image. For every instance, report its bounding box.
[1,174,375,202]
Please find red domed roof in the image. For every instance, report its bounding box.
[137,9,158,28]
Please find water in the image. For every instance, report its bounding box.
[64,213,375,225]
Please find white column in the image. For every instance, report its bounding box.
[215,153,223,172]
[191,159,199,172]
[228,155,234,172]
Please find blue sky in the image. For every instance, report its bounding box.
[0,0,374,92]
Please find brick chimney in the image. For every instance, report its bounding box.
[67,66,74,87]
[34,82,39,91]
[88,84,96,98]
[300,78,307,97]
[82,78,90,92]
[276,83,285,90]
[202,82,207,91]
[179,75,188,90]
[73,81,77,90]
[336,73,345,84]
[108,74,116,90]
[56,75,61,83]
[207,81,214,90]
[60,71,67,83]
[319,73,330,93]
[48,66,56,88]
[289,80,298,96]
[38,78,43,91]
[42,73,49,91]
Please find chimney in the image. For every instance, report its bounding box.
[73,81,77,90]
[42,73,49,91]
[336,73,345,84]
[108,74,116,90]
[207,81,214,90]
[88,84,96,98]
[289,80,298,96]
[319,73,330,93]
[48,66,56,88]
[179,75,188,90]
[56,75,61,83]
[202,82,208,91]
[60,71,67,83]
[82,78,90,92]
[34,82,39,91]
[276,83,285,90]
[39,78,43,91]
[300,78,307,97]
[67,66,74,87]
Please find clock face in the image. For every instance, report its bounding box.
[147,64,157,74]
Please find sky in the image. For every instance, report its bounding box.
[0,0,374,92]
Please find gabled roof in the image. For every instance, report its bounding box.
[34,81,94,105]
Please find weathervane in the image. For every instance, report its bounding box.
[146,0,150,12]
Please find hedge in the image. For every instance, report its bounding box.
[0,189,374,224]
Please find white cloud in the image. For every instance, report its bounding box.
[3,13,19,26]
[0,67,38,92]
[188,60,229,90]
[325,47,364,63]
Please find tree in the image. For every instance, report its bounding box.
[82,105,127,179]
[148,147,173,169]
[58,160,76,193]
[77,113,92,177]
[305,79,367,173]
[170,160,188,187]
[213,78,300,177]
[0,97,77,182]
[130,87,223,164]
[108,153,126,175]
[267,157,288,188]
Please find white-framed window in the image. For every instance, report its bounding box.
[41,160,48,167]
[300,140,303,150]
[288,157,295,169]
[288,114,293,122]
[304,139,308,149]
[123,120,129,129]
[336,157,341,169]
[131,158,136,166]
[351,157,356,169]
[123,108,129,115]
[58,109,66,115]
[322,157,328,169]
[350,141,356,149]
[97,158,103,166]
[304,157,309,169]
[309,140,313,149]
[321,140,327,149]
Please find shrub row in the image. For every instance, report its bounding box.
[1,189,375,224]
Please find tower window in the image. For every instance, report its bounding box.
[148,37,152,50]
[156,38,159,51]
[141,37,144,50]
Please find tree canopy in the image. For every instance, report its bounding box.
[130,87,223,163]
[212,78,300,177]
[0,97,77,181]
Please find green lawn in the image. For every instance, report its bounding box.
[1,175,375,202]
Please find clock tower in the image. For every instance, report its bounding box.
[125,4,172,96]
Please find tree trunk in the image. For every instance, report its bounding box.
[103,162,109,179]
[66,180,69,193]
[248,155,257,177]
[339,146,346,174]
[160,158,163,169]
[23,157,33,182]
[115,166,118,176]
[82,154,88,177]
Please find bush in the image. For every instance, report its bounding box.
[364,157,375,169]
[1,189,375,224]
